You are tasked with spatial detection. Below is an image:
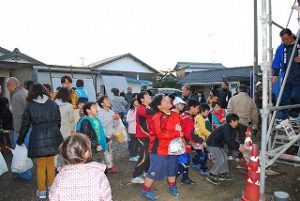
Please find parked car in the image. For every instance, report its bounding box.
[146,88,182,97]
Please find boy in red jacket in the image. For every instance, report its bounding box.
[177,99,200,184]
[131,92,156,184]
[142,95,182,200]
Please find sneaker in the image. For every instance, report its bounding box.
[218,173,233,181]
[228,156,234,160]
[199,170,210,176]
[206,173,221,185]
[142,190,158,200]
[289,116,297,121]
[37,191,47,199]
[168,186,180,196]
[131,176,145,184]
[106,167,117,174]
[181,178,196,185]
[129,156,139,162]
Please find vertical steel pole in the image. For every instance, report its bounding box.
[253,0,258,100]
[260,0,268,197]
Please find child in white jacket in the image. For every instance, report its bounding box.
[126,99,139,162]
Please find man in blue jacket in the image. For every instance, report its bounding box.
[272,29,300,120]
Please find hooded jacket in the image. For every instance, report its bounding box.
[17,95,63,158]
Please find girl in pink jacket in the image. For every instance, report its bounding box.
[126,98,140,162]
[49,133,112,201]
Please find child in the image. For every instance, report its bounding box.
[211,101,226,129]
[205,113,247,185]
[131,92,155,184]
[172,97,186,114]
[76,102,107,161]
[97,96,120,173]
[49,133,112,201]
[142,95,182,200]
[126,98,140,162]
[193,103,213,174]
[178,99,200,184]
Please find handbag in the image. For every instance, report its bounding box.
[10,145,33,173]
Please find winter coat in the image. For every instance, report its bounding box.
[10,86,28,134]
[211,108,226,128]
[55,99,74,138]
[0,97,13,130]
[17,96,63,158]
[206,124,240,151]
[149,111,181,156]
[49,162,112,201]
[194,114,212,141]
[180,112,195,152]
[136,105,155,138]
[219,88,232,109]
[227,92,258,127]
[126,109,137,134]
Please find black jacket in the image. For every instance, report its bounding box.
[17,98,63,158]
[0,97,13,130]
[206,124,240,151]
[77,119,99,153]
[219,88,232,109]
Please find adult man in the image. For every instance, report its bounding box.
[6,77,28,147]
[53,75,78,109]
[272,28,300,120]
[227,84,258,140]
[182,85,198,102]
[219,81,232,109]
[124,87,134,108]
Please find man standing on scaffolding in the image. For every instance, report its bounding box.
[272,28,300,120]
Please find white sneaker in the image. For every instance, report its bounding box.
[131,176,145,184]
[228,156,234,160]
[129,156,139,162]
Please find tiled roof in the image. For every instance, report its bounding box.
[180,66,253,85]
[0,48,44,65]
[174,62,226,71]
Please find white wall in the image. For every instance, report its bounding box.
[95,56,154,73]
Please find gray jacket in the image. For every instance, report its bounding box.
[110,96,127,113]
[227,92,258,127]
[11,86,28,133]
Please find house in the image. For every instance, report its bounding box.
[174,62,226,78]
[88,53,158,97]
[0,47,158,100]
[179,66,253,97]
[0,47,44,98]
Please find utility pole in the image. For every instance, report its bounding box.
[253,0,258,99]
[79,57,85,67]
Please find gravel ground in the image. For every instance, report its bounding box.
[1,140,300,201]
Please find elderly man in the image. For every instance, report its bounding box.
[6,77,28,148]
[182,85,198,102]
[272,28,300,120]
[227,84,258,140]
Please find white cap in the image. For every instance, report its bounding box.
[256,81,262,87]
[173,97,186,105]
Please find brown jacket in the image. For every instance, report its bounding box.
[227,92,258,127]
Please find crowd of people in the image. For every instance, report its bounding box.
[0,73,265,201]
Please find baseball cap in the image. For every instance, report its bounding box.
[173,97,186,105]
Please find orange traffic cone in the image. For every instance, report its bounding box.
[241,144,260,201]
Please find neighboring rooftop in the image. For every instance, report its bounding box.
[180,66,253,85]
[174,62,226,71]
[0,47,45,65]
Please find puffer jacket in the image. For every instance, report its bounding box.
[149,111,181,156]
[17,96,63,158]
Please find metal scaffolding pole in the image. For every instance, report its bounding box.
[260,0,268,197]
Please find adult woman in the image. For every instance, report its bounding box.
[207,89,219,108]
[17,83,63,199]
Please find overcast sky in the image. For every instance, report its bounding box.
[0,0,297,70]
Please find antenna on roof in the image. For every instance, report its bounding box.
[79,57,85,66]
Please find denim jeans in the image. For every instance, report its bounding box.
[277,79,300,119]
